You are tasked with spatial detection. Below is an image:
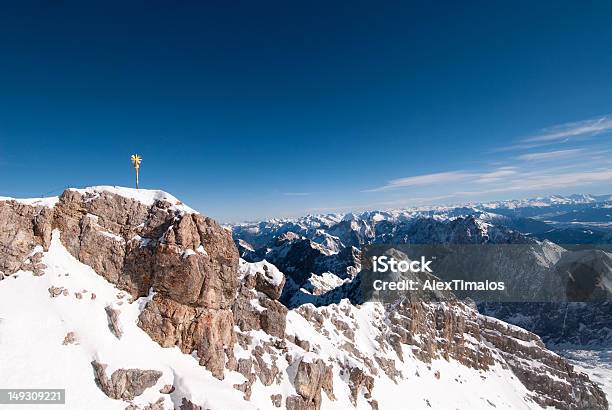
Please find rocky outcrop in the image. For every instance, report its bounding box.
[91,361,162,401]
[255,263,285,300]
[380,298,608,410]
[0,199,52,276]
[233,260,288,339]
[289,357,334,410]
[346,367,373,406]
[480,316,608,410]
[52,189,238,308]
[105,306,123,339]
[62,331,77,345]
[179,398,204,410]
[1,188,239,380]
[138,294,234,379]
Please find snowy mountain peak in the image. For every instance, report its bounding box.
[0,189,609,409]
[69,186,198,214]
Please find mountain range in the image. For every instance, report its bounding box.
[0,188,609,409]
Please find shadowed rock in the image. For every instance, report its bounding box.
[105,306,123,339]
[91,360,162,401]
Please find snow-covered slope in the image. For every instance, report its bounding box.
[0,231,250,410]
[0,231,579,410]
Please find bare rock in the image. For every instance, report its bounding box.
[259,298,288,339]
[233,282,288,339]
[0,200,53,275]
[348,367,374,405]
[138,295,234,380]
[253,347,279,386]
[270,393,282,407]
[159,384,175,394]
[286,395,309,410]
[62,331,77,345]
[254,264,285,300]
[179,398,204,410]
[292,357,335,410]
[232,381,252,400]
[105,305,123,339]
[479,315,608,410]
[295,336,311,351]
[48,286,64,298]
[53,190,239,309]
[91,361,162,401]
[125,398,165,410]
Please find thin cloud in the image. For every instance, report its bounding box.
[516,148,584,161]
[494,115,612,152]
[306,194,457,213]
[364,171,473,192]
[283,192,311,196]
[524,115,612,143]
[457,169,612,195]
[507,168,612,191]
[475,167,518,183]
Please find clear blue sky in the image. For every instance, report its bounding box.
[1,1,612,222]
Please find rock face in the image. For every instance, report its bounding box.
[384,299,608,409]
[52,189,238,309]
[0,199,52,276]
[479,316,607,410]
[91,361,162,401]
[232,259,289,340]
[138,294,235,379]
[289,357,334,410]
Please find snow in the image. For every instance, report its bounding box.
[238,259,284,286]
[554,347,612,409]
[69,186,197,214]
[283,300,546,410]
[0,225,602,409]
[182,249,196,258]
[0,186,198,214]
[0,195,59,207]
[98,230,126,242]
[298,352,318,364]
[0,230,250,409]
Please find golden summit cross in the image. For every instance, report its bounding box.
[130,154,142,189]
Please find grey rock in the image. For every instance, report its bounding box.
[105,306,123,339]
[91,361,162,401]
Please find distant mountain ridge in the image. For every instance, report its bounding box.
[231,193,612,347]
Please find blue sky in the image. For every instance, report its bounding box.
[1,1,611,222]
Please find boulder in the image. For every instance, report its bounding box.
[91,361,162,401]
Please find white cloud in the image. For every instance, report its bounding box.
[306,194,457,213]
[494,115,612,152]
[516,148,584,161]
[506,169,612,191]
[474,167,518,183]
[524,115,612,142]
[364,171,473,192]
